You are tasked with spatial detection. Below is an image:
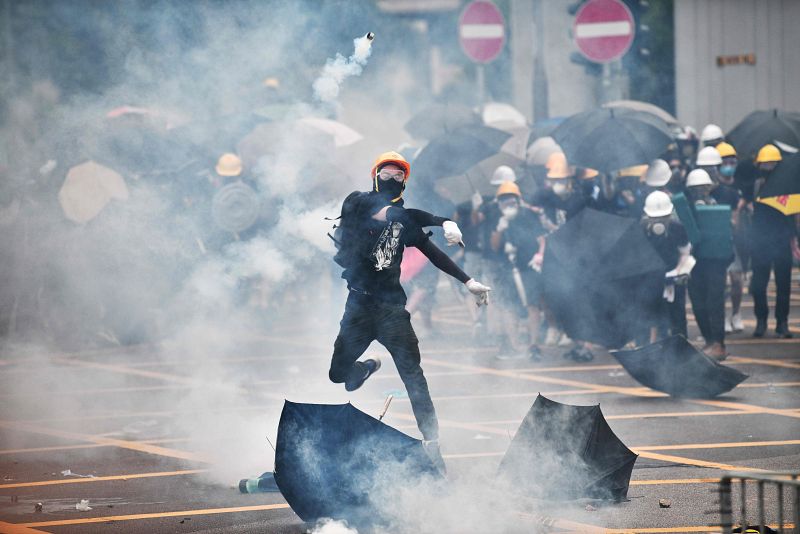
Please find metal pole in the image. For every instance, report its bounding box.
[720,477,733,534]
[476,64,485,104]
[758,481,765,534]
[778,483,784,534]
[740,478,747,532]
[792,475,799,534]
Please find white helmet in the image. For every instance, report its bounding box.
[696,146,722,166]
[644,159,671,187]
[491,165,517,185]
[686,168,713,187]
[643,191,673,218]
[700,124,724,143]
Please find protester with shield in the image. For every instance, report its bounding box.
[489,181,547,360]
[328,151,491,472]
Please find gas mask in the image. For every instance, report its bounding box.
[501,205,519,219]
[552,181,568,197]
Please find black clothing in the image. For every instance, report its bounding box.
[337,192,430,305]
[329,292,438,440]
[644,221,689,269]
[750,193,796,323]
[386,206,449,228]
[495,208,547,310]
[417,239,470,284]
[454,200,482,253]
[711,184,742,209]
[688,258,729,345]
[531,189,587,226]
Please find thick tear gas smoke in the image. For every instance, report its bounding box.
[313,33,374,103]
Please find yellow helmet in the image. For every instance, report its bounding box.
[215,153,243,177]
[756,144,782,163]
[546,152,571,179]
[618,164,648,178]
[578,167,599,180]
[495,180,521,198]
[715,142,737,158]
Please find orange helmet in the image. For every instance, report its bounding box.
[371,151,411,202]
[546,152,571,179]
[495,180,521,198]
[371,151,411,180]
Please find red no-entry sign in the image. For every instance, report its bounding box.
[459,1,505,64]
[574,0,635,63]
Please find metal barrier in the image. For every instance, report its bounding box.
[719,471,800,533]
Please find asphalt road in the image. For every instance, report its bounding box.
[1,275,799,533]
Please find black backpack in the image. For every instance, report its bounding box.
[328,191,371,269]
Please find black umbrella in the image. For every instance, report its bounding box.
[273,401,441,526]
[727,109,800,159]
[413,124,512,182]
[542,208,666,348]
[551,108,672,173]
[610,335,748,398]
[497,394,637,502]
[404,102,479,140]
[755,153,800,215]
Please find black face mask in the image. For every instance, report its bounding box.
[375,178,404,200]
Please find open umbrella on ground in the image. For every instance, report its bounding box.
[274,401,442,526]
[755,152,800,215]
[58,161,129,224]
[404,102,478,140]
[727,109,800,159]
[610,335,748,398]
[603,99,679,126]
[542,208,666,348]
[497,394,637,502]
[551,108,672,174]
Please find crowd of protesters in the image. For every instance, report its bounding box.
[404,124,800,363]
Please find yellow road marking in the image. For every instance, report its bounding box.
[425,358,800,420]
[0,469,206,489]
[0,521,51,534]
[0,420,209,463]
[634,439,800,451]
[629,478,718,486]
[632,450,765,472]
[0,438,189,456]
[20,503,291,528]
[727,355,800,369]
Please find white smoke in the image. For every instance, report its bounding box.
[313,34,373,103]
[311,518,359,534]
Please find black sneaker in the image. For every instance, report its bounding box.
[344,358,381,392]
[423,439,447,476]
[753,319,767,338]
[776,321,793,339]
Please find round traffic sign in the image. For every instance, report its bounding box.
[459,1,505,64]
[573,0,635,63]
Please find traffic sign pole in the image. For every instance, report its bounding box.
[459,0,505,103]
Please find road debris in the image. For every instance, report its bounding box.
[61,469,96,478]
[585,504,597,512]
[34,503,43,513]
[658,499,671,508]
[75,499,92,511]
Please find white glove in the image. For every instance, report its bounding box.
[503,242,517,255]
[471,192,483,211]
[496,216,509,233]
[465,278,491,306]
[442,220,464,247]
[529,253,543,272]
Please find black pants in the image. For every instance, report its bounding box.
[688,258,729,345]
[668,284,688,338]
[329,291,439,441]
[750,243,792,323]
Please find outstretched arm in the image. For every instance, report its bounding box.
[417,239,469,283]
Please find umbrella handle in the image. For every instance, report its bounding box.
[378,395,394,421]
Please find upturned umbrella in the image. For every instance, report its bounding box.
[542,208,666,348]
[497,394,637,501]
[727,109,800,159]
[755,153,800,215]
[551,108,672,174]
[610,335,748,398]
[273,401,441,525]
